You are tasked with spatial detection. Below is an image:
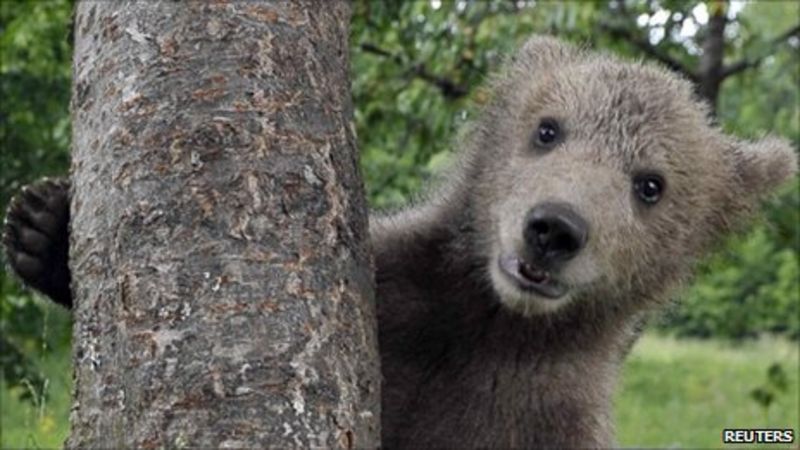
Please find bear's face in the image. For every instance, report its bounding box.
[479,37,797,317]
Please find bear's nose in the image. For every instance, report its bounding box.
[523,202,588,267]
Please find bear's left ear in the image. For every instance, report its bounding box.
[732,135,797,199]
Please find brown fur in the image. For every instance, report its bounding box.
[372,36,797,448]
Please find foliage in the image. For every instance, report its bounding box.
[658,177,799,340]
[0,0,73,401]
[0,0,72,202]
[659,196,800,339]
[718,1,800,145]
[351,1,514,209]
[749,362,789,413]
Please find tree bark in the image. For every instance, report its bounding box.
[68,1,379,448]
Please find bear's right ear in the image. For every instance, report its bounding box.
[512,36,581,75]
[732,135,798,201]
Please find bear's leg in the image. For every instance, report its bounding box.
[3,178,72,308]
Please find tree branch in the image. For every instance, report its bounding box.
[361,43,396,61]
[599,22,698,83]
[360,43,469,99]
[721,24,800,79]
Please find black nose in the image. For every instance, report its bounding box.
[523,202,589,267]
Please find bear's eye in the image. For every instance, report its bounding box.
[633,174,664,205]
[532,118,560,149]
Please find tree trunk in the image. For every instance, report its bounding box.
[697,1,727,115]
[68,1,379,448]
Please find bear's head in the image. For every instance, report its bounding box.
[469,36,797,317]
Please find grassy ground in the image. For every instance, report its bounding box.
[0,348,71,449]
[1,333,797,449]
[616,333,799,449]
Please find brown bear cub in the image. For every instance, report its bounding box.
[4,36,797,448]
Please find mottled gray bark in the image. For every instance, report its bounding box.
[68,1,379,448]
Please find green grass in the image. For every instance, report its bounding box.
[1,333,797,449]
[615,333,799,449]
[0,348,71,450]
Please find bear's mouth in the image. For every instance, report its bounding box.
[498,254,567,299]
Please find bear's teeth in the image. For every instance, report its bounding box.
[519,261,548,283]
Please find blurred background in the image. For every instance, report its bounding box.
[1,0,797,448]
